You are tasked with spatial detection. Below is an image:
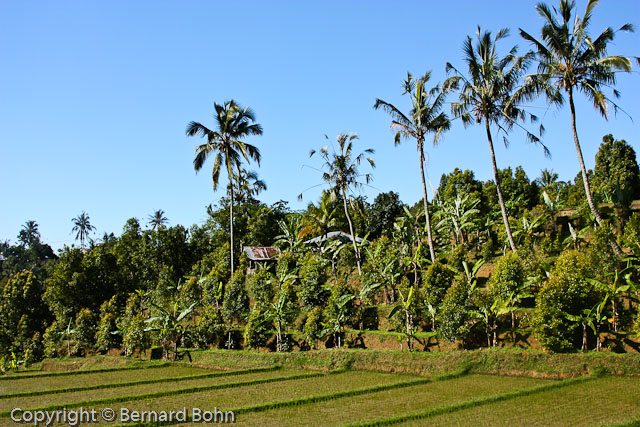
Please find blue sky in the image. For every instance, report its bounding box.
[1,0,639,250]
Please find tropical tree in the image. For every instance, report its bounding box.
[301,133,375,276]
[446,27,547,252]
[374,71,451,262]
[228,169,267,203]
[17,220,40,248]
[520,0,635,252]
[71,212,96,249]
[148,210,168,231]
[186,100,263,278]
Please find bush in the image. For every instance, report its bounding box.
[72,308,96,355]
[438,276,471,345]
[533,251,604,352]
[222,270,249,324]
[122,314,145,357]
[247,267,274,308]
[95,297,121,352]
[423,261,455,307]
[298,252,329,311]
[243,308,271,349]
[43,321,62,358]
[303,307,324,349]
[193,306,225,348]
[487,252,525,300]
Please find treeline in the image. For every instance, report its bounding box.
[1,133,639,366]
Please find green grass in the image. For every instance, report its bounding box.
[405,375,640,426]
[0,368,304,414]
[0,366,279,399]
[185,348,640,378]
[236,374,551,426]
[77,370,417,423]
[0,365,206,395]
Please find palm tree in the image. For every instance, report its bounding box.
[71,212,96,249]
[17,220,40,247]
[446,27,547,252]
[186,100,263,278]
[301,133,375,276]
[374,72,451,262]
[228,169,267,203]
[520,0,635,254]
[301,192,339,238]
[148,209,168,231]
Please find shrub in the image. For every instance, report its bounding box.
[533,250,604,352]
[487,251,525,299]
[72,308,96,355]
[42,322,59,358]
[122,314,145,357]
[247,267,274,308]
[243,308,271,349]
[298,252,329,311]
[423,261,455,307]
[193,306,225,348]
[303,307,324,349]
[438,276,472,345]
[96,297,121,352]
[222,270,249,324]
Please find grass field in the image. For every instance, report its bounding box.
[1,353,639,426]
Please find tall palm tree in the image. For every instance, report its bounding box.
[186,100,263,277]
[373,71,451,262]
[520,0,635,253]
[301,133,375,276]
[148,209,168,231]
[71,212,96,249]
[446,27,547,252]
[18,220,40,247]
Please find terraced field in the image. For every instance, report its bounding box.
[1,362,638,426]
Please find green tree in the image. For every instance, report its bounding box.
[71,212,96,249]
[186,100,263,278]
[438,277,472,345]
[367,192,405,239]
[374,71,451,262]
[72,308,96,356]
[520,0,635,252]
[592,134,640,225]
[95,297,121,353]
[447,27,546,252]
[303,133,375,276]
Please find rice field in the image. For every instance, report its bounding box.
[1,361,638,426]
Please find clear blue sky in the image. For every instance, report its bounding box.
[1,0,639,250]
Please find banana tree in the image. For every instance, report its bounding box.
[145,301,197,360]
[565,298,608,352]
[266,284,298,352]
[321,293,355,349]
[588,272,630,333]
[389,286,417,350]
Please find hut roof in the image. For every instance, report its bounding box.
[242,246,281,261]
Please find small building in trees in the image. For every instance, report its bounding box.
[242,246,281,274]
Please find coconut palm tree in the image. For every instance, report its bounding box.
[301,133,375,276]
[446,27,547,252]
[71,212,96,249]
[186,100,263,278]
[520,0,635,254]
[373,72,450,262]
[148,209,168,231]
[18,220,40,247]
[228,169,267,203]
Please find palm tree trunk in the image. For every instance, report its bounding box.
[342,189,362,276]
[568,89,624,256]
[230,185,235,278]
[418,142,436,262]
[569,89,602,226]
[485,119,516,251]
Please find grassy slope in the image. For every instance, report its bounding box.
[185,348,640,378]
